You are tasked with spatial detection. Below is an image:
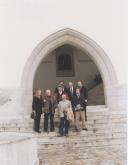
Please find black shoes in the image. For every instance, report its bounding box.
[57,134,69,137]
[35,130,41,133]
[75,128,80,132]
[44,129,55,132]
[75,128,88,131]
[57,134,63,137]
[65,134,69,137]
[83,128,88,131]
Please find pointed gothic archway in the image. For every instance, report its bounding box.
[21,28,118,114]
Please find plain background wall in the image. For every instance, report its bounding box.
[0,0,127,88]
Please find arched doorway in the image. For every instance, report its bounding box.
[21,28,118,114]
[33,44,105,105]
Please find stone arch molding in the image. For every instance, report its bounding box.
[21,28,118,114]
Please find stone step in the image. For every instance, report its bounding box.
[0,111,126,125]
[0,105,126,165]
[37,135,126,165]
[88,93,104,96]
[0,125,126,144]
[39,106,126,164]
[0,122,126,134]
[37,131,126,142]
[0,116,125,127]
[38,145,126,165]
[0,106,126,121]
[37,135,126,147]
[0,117,126,128]
[0,117,126,129]
[38,139,125,154]
[88,98,104,101]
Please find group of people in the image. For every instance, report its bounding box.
[32,81,88,137]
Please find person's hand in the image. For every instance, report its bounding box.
[77,104,81,108]
[75,108,77,111]
[43,99,46,103]
[64,109,67,113]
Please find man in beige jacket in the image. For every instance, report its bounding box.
[58,94,74,137]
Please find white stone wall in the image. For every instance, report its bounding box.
[0,0,127,118]
[0,132,39,165]
[0,0,127,88]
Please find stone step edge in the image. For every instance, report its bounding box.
[37,137,126,146]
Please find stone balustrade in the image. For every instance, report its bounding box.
[0,132,39,165]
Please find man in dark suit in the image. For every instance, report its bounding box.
[77,81,88,121]
[67,81,76,111]
[32,89,43,133]
[67,81,76,100]
[72,88,88,131]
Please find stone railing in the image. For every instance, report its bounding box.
[0,132,39,165]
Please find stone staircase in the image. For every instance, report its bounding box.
[88,83,105,105]
[38,133,126,165]
[0,106,126,165]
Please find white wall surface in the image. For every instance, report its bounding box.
[0,0,127,88]
[0,132,39,165]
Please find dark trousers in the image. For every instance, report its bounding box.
[44,113,54,132]
[34,113,41,132]
[59,117,69,136]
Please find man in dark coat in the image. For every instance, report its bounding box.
[43,89,57,132]
[54,81,68,94]
[67,81,76,112]
[67,81,76,100]
[32,89,43,133]
[72,88,88,131]
[77,81,88,121]
[54,85,67,103]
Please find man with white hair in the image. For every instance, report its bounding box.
[43,89,57,132]
[58,94,74,137]
[77,81,88,121]
[67,81,76,100]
